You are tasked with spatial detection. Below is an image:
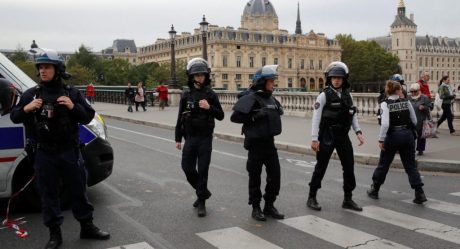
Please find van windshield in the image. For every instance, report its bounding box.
[0,52,37,93]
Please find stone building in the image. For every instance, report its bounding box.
[103,39,138,65]
[137,0,341,91]
[371,0,460,91]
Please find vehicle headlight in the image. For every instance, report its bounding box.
[86,113,107,140]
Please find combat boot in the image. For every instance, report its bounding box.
[80,220,110,240]
[342,193,363,211]
[366,183,380,200]
[193,198,199,208]
[197,199,207,217]
[413,187,427,204]
[251,204,266,221]
[45,226,62,249]
[306,191,321,211]
[263,203,285,219]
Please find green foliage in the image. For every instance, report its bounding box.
[101,59,131,85]
[14,60,38,81]
[66,64,96,86]
[67,45,103,80]
[9,49,29,63]
[335,34,400,84]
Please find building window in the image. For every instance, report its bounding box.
[419,57,423,67]
[222,74,228,80]
[236,74,242,80]
[237,45,241,49]
[288,78,293,88]
[425,57,428,67]
[397,39,399,47]
[236,56,241,68]
[274,58,278,65]
[262,57,266,66]
[211,56,215,67]
[223,55,228,67]
[249,74,254,80]
[249,56,254,68]
[319,60,323,70]
[431,58,434,67]
[310,60,314,70]
[288,58,292,69]
[300,59,305,70]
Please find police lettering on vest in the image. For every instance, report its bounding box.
[386,98,412,129]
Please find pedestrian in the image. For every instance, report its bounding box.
[10,48,109,249]
[175,58,224,217]
[134,82,146,111]
[231,65,285,221]
[437,76,459,135]
[124,82,135,112]
[307,61,365,212]
[85,82,95,104]
[408,83,433,156]
[367,80,427,204]
[417,71,432,100]
[155,82,168,111]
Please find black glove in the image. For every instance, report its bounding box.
[252,108,268,121]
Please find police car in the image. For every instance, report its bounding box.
[0,52,113,209]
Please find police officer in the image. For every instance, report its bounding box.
[377,74,407,125]
[307,61,365,212]
[175,58,224,217]
[367,80,427,204]
[10,48,109,249]
[0,78,18,116]
[231,65,285,221]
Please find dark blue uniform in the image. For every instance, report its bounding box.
[10,80,95,227]
[175,87,224,201]
[372,96,423,189]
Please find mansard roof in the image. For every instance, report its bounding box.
[113,39,137,53]
[391,14,416,28]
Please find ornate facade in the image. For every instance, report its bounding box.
[137,0,341,90]
[371,0,460,91]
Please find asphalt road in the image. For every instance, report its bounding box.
[1,118,459,249]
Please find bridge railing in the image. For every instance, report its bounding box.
[76,86,459,119]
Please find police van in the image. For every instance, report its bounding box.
[0,52,113,209]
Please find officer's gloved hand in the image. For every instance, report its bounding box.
[252,108,268,121]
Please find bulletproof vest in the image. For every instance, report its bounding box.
[181,88,215,135]
[385,98,412,128]
[34,85,77,145]
[320,87,355,132]
[243,93,282,138]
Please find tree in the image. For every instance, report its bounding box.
[66,64,96,85]
[67,45,103,81]
[335,34,399,84]
[101,59,131,85]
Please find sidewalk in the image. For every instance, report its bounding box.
[94,102,460,173]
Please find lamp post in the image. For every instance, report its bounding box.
[168,25,178,89]
[199,15,209,61]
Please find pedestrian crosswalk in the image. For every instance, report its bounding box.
[195,195,460,249]
[106,194,460,249]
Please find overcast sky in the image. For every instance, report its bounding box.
[1,0,459,52]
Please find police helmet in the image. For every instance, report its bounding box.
[324,61,349,88]
[30,48,71,80]
[0,78,18,116]
[251,65,279,89]
[186,58,211,86]
[390,74,405,85]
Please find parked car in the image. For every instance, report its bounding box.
[0,52,113,209]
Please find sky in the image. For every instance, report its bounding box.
[1,0,459,52]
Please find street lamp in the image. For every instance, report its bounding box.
[168,24,178,89]
[199,15,209,61]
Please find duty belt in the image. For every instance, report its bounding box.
[389,125,409,131]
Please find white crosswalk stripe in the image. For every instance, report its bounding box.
[197,227,282,249]
[106,242,154,249]
[349,205,460,245]
[280,215,411,249]
[402,198,460,216]
[450,192,460,197]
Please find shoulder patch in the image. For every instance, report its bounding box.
[314,102,320,110]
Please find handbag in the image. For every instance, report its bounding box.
[434,93,442,111]
[421,118,438,139]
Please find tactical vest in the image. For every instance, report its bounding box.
[181,88,215,135]
[243,93,282,138]
[34,84,78,145]
[320,87,355,132]
[385,98,412,128]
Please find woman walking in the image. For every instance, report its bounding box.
[437,76,458,135]
[135,82,146,111]
[408,83,432,156]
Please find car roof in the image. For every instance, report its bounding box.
[0,52,37,93]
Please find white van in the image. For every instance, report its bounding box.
[0,52,113,209]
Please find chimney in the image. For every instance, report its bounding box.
[410,13,414,22]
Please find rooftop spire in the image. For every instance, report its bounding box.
[398,0,405,8]
[397,0,406,16]
[295,2,302,35]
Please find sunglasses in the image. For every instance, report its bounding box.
[410,90,418,93]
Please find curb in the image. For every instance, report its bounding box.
[101,114,460,173]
